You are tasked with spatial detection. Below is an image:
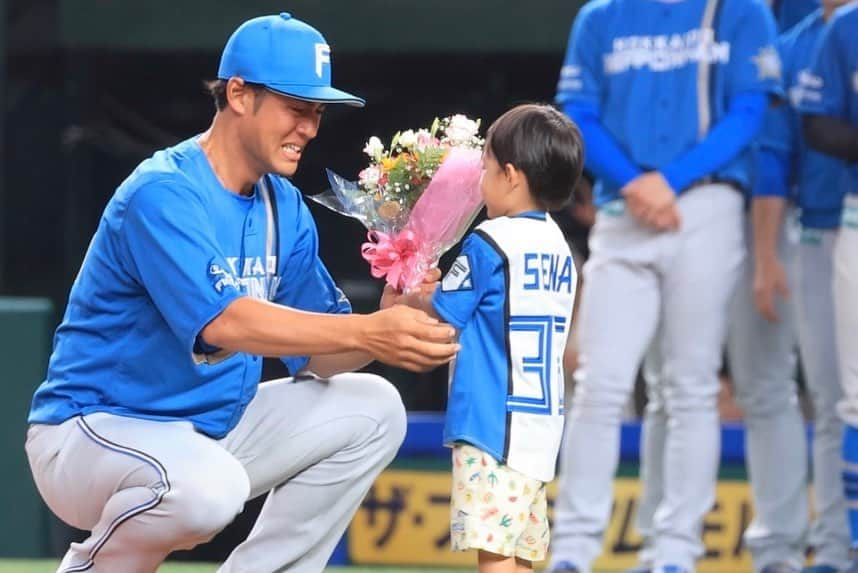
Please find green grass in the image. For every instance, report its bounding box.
[0,562,215,573]
[0,562,476,573]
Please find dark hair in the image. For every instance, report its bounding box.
[204,79,266,113]
[485,103,584,211]
[205,79,229,111]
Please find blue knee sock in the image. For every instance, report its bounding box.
[842,425,858,547]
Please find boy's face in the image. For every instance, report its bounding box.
[479,150,510,219]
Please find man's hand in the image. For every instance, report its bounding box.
[621,172,681,231]
[753,256,789,322]
[363,305,458,372]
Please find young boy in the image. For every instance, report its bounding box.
[400,103,584,573]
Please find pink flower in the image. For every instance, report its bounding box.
[358,166,381,190]
[415,129,434,150]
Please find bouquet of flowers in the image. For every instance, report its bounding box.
[310,114,485,291]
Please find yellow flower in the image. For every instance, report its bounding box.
[381,157,398,173]
[380,152,415,173]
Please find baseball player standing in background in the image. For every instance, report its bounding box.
[23,13,458,573]
[546,0,781,571]
[634,196,807,573]
[798,4,858,571]
[753,2,853,571]
[770,0,822,30]
[634,1,853,571]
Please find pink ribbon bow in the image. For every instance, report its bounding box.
[361,229,426,291]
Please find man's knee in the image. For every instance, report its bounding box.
[731,375,797,417]
[365,374,407,444]
[661,377,720,414]
[569,367,635,421]
[164,464,250,544]
[343,373,407,454]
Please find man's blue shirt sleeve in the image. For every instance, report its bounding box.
[119,180,243,356]
[660,91,769,192]
[798,13,846,117]
[556,4,603,107]
[753,95,794,198]
[564,101,643,190]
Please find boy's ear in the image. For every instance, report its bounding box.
[503,163,520,186]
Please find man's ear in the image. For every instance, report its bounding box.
[225,77,251,115]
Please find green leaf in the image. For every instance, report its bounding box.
[430,117,440,138]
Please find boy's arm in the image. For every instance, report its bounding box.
[424,231,504,331]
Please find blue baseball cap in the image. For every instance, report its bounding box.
[218,13,365,107]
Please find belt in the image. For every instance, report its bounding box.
[685,176,744,193]
[640,166,745,194]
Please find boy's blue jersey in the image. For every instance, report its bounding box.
[432,213,576,482]
[798,3,858,196]
[28,137,350,438]
[557,0,781,205]
[762,9,848,228]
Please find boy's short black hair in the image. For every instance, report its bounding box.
[485,103,585,211]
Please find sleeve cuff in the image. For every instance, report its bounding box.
[660,166,685,195]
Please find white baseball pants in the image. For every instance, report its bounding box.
[549,184,744,573]
[25,373,407,573]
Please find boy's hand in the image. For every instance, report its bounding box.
[415,267,442,296]
[379,267,442,309]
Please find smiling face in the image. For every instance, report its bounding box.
[230,80,325,178]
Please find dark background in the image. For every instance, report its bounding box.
[2,0,588,560]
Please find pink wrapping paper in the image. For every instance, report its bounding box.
[361,147,483,291]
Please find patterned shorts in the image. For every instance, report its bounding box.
[449,444,549,562]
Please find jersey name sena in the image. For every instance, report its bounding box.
[606,29,730,74]
[523,252,574,293]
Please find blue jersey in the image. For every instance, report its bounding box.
[772,0,821,32]
[557,0,781,205]
[798,3,858,196]
[759,9,848,228]
[29,137,350,438]
[432,213,576,482]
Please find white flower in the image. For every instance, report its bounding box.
[358,166,381,189]
[398,129,418,149]
[363,136,384,160]
[444,114,479,145]
[415,129,434,150]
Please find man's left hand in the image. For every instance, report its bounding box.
[621,172,681,231]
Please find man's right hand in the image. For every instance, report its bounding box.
[362,305,459,372]
[753,255,790,322]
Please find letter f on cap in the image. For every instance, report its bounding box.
[315,43,331,78]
